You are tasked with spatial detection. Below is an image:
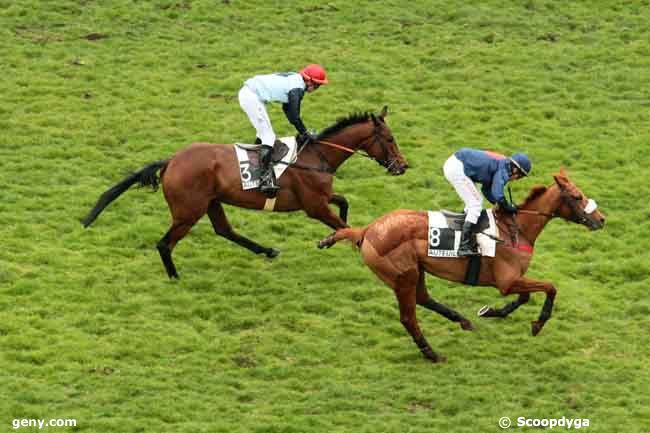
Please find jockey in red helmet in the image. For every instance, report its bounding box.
[238,64,329,197]
[300,64,329,85]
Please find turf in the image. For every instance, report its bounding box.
[1,1,649,432]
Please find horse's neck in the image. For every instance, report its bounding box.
[515,186,562,244]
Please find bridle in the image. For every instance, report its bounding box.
[518,188,596,224]
[557,189,599,226]
[499,186,599,245]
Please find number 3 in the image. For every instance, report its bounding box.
[240,163,252,182]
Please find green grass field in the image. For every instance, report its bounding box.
[1,1,649,432]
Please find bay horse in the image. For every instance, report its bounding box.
[318,169,605,362]
[82,106,408,278]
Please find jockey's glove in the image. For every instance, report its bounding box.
[299,131,317,145]
[498,199,518,214]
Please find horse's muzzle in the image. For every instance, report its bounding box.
[583,210,605,231]
[387,159,408,176]
[586,214,605,231]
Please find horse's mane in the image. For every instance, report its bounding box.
[519,185,548,208]
[318,112,372,139]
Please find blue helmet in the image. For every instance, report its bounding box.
[510,153,531,176]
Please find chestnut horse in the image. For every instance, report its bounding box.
[83,106,408,278]
[318,169,605,362]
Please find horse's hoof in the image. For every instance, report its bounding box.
[317,238,333,249]
[265,249,280,258]
[431,354,447,363]
[531,320,545,336]
[460,320,475,331]
[477,305,494,317]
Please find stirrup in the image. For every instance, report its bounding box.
[260,179,280,191]
[259,173,280,197]
[260,184,280,198]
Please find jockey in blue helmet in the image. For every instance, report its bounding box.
[443,148,532,256]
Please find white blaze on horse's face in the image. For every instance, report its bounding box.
[584,198,597,214]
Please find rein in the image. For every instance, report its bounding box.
[273,138,368,174]
[316,139,380,163]
[274,159,335,173]
[517,209,555,218]
[498,192,574,246]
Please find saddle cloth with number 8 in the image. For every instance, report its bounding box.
[427,209,499,258]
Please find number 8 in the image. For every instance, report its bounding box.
[429,227,441,247]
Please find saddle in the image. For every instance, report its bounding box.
[235,140,289,163]
[440,209,491,232]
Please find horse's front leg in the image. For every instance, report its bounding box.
[478,293,530,318]
[497,276,557,336]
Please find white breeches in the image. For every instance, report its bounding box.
[443,155,483,224]
[238,86,276,145]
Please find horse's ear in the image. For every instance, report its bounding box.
[379,105,388,119]
[553,169,569,188]
[371,113,379,126]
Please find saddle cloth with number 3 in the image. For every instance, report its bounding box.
[427,209,499,257]
[234,137,299,190]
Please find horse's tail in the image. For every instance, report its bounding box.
[81,160,169,227]
[319,226,368,250]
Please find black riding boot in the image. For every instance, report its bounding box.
[259,145,280,198]
[457,221,479,257]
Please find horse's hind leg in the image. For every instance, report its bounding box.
[207,200,279,258]
[157,219,197,279]
[478,293,530,318]
[416,268,474,331]
[329,194,349,223]
[394,269,446,363]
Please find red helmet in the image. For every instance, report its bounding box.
[300,64,329,85]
